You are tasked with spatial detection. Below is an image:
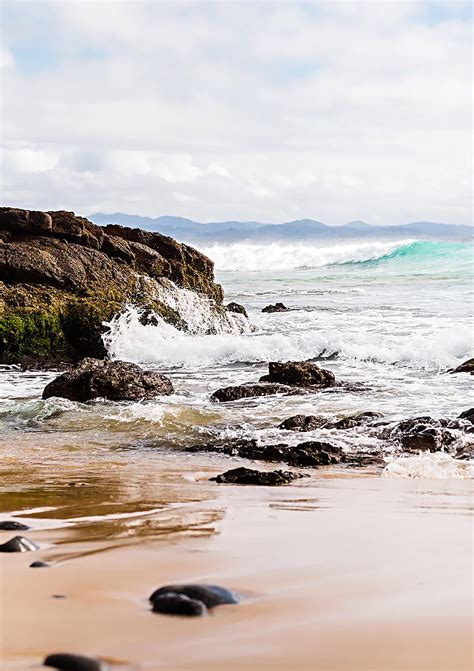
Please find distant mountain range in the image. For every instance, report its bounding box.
[89,213,473,243]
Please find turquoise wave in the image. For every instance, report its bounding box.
[336,240,473,273]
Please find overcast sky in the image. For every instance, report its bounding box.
[1,0,472,224]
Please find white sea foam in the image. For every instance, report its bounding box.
[196,240,415,272]
[382,452,473,479]
[104,302,472,371]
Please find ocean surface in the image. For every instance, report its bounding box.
[1,238,473,479]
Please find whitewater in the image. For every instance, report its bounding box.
[1,237,473,479]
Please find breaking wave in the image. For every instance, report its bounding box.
[196,240,471,272]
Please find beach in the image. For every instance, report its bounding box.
[1,444,472,671]
[1,236,473,670]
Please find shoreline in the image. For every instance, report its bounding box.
[1,461,472,671]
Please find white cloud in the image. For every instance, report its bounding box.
[0,0,472,224]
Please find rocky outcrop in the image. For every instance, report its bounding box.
[211,361,337,402]
[42,358,173,402]
[449,358,474,374]
[260,361,336,387]
[0,207,223,366]
[262,302,288,313]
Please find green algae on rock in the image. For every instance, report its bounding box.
[0,207,224,366]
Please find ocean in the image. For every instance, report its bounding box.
[1,237,472,478]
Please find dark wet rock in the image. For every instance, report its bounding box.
[262,302,288,313]
[455,443,474,460]
[30,560,50,568]
[449,358,474,374]
[152,593,207,616]
[44,652,108,670]
[0,207,223,366]
[42,358,173,402]
[150,584,239,609]
[260,360,336,388]
[331,411,384,429]
[0,520,30,531]
[0,536,39,552]
[287,441,342,466]
[188,438,342,468]
[278,414,328,431]
[389,416,459,453]
[226,302,248,319]
[211,383,293,402]
[210,467,303,485]
[458,408,474,424]
[278,411,383,432]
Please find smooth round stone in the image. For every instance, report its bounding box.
[0,536,39,553]
[151,593,207,616]
[149,583,239,608]
[44,653,108,671]
[0,520,30,531]
[30,560,50,568]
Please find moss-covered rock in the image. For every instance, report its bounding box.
[0,207,224,366]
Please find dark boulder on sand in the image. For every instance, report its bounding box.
[260,360,336,388]
[262,302,288,313]
[211,382,293,402]
[42,358,173,402]
[150,584,239,608]
[149,583,239,616]
[210,466,304,485]
[44,653,108,671]
[0,536,39,552]
[449,358,474,374]
[0,520,30,530]
[226,302,248,319]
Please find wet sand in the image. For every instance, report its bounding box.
[0,450,472,671]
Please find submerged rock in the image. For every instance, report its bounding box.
[210,467,303,485]
[0,520,30,531]
[0,207,223,366]
[150,584,239,608]
[44,653,108,671]
[449,358,474,374]
[278,414,328,431]
[191,440,344,468]
[262,302,288,313]
[260,361,336,387]
[0,536,39,552]
[42,358,173,402]
[226,302,248,319]
[211,383,293,402]
[149,583,239,616]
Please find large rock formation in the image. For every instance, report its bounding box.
[0,207,223,366]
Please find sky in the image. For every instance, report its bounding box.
[0,0,472,225]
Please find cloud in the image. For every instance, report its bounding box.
[0,0,472,224]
